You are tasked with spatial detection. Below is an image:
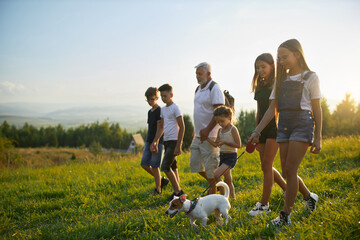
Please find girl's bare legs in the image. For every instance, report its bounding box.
[257,140,287,205]
[214,164,235,198]
[279,141,310,213]
[223,168,235,199]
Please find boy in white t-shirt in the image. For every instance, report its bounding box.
[151,83,185,200]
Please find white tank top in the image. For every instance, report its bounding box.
[219,125,237,153]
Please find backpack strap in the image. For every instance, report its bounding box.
[195,80,217,93]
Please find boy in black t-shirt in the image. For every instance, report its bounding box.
[141,87,169,194]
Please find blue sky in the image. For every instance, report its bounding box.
[0,0,359,115]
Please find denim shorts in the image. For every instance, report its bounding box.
[277,110,314,143]
[140,142,163,168]
[161,140,178,172]
[219,152,237,169]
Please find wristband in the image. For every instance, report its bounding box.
[252,130,261,136]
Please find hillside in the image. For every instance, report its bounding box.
[0,136,359,239]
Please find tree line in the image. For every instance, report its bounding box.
[0,115,194,151]
[0,94,359,150]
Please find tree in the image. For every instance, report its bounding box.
[332,93,357,136]
[321,97,334,137]
[182,114,194,151]
[236,109,256,144]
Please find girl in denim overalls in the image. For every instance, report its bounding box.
[249,39,322,227]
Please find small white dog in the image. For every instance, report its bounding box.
[165,181,231,227]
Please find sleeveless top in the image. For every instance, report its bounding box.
[254,83,276,130]
[219,125,237,153]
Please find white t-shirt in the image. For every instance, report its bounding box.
[160,102,182,141]
[269,71,321,111]
[194,80,225,138]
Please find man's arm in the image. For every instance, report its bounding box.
[199,104,223,141]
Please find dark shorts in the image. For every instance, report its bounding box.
[259,125,277,143]
[161,140,178,172]
[277,110,314,143]
[219,152,237,169]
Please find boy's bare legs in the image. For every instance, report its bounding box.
[153,167,161,193]
[142,165,162,192]
[173,169,180,185]
[165,169,181,194]
[141,165,153,175]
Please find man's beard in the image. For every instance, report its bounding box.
[198,78,207,85]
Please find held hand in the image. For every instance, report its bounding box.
[248,132,260,144]
[217,140,225,146]
[150,142,158,154]
[310,138,321,154]
[199,128,210,142]
[174,145,182,156]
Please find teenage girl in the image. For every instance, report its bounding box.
[248,53,287,216]
[207,106,241,199]
[249,39,322,227]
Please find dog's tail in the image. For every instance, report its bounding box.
[216,181,230,199]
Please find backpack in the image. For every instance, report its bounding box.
[195,81,235,111]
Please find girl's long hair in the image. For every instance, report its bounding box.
[251,53,275,93]
[275,39,311,100]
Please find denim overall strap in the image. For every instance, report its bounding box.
[278,79,303,111]
[278,72,314,111]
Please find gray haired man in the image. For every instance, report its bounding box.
[190,62,225,194]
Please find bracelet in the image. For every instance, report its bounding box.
[252,130,261,136]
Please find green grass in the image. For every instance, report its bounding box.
[1,136,360,239]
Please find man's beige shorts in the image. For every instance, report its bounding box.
[190,137,220,179]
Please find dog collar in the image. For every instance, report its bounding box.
[185,198,198,215]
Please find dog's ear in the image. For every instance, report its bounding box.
[180,194,187,203]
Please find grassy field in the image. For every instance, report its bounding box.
[1,136,359,239]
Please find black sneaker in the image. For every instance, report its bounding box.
[167,190,184,201]
[268,211,291,227]
[167,192,176,201]
[175,190,184,197]
[161,177,169,189]
[153,188,161,195]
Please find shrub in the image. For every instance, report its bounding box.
[89,141,102,156]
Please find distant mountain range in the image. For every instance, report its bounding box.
[0,102,151,131]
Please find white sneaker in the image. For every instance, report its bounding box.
[305,192,319,212]
[248,202,271,216]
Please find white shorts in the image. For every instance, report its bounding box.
[190,137,220,179]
